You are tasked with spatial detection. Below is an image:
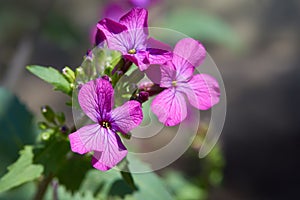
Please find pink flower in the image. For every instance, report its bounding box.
[95,7,172,71]
[69,78,143,171]
[151,38,220,126]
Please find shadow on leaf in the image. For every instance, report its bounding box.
[108,179,135,198]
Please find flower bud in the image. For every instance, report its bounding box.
[38,122,48,130]
[139,82,154,90]
[60,125,69,134]
[41,129,54,141]
[41,105,56,124]
[62,66,75,83]
[102,75,112,83]
[137,91,149,103]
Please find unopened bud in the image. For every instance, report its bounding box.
[85,50,93,60]
[137,91,149,103]
[62,66,75,83]
[38,122,48,130]
[41,105,56,124]
[60,126,69,134]
[139,82,164,96]
[41,129,54,141]
[139,82,154,91]
[102,75,112,82]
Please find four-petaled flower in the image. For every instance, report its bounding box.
[151,38,220,126]
[69,78,143,171]
[96,7,172,71]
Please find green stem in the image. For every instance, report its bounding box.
[33,174,53,200]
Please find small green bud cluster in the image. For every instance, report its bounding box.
[38,105,69,142]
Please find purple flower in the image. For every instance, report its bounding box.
[129,0,153,7]
[96,7,171,71]
[151,38,220,126]
[69,78,143,171]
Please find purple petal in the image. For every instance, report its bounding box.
[173,38,206,72]
[94,28,106,46]
[119,8,148,31]
[146,37,172,65]
[78,78,113,122]
[175,64,194,82]
[97,18,128,51]
[119,8,149,51]
[124,50,150,71]
[147,48,172,65]
[159,63,176,88]
[69,124,102,154]
[147,37,172,51]
[128,28,148,50]
[91,130,127,171]
[144,64,161,84]
[178,74,220,110]
[151,88,187,126]
[111,100,143,134]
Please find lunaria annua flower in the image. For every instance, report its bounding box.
[95,7,171,71]
[151,38,220,126]
[69,78,143,171]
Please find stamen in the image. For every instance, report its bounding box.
[128,48,136,54]
[172,81,177,87]
[101,121,111,129]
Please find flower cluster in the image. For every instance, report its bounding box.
[69,7,220,171]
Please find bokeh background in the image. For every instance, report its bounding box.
[1,0,300,199]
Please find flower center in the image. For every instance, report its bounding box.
[172,80,177,87]
[101,121,111,129]
[128,48,136,54]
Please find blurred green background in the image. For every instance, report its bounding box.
[1,0,300,199]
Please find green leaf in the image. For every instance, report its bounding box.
[118,159,137,191]
[56,154,92,192]
[163,171,207,200]
[120,171,137,190]
[41,105,56,124]
[126,156,174,200]
[26,65,72,95]
[34,136,91,192]
[80,155,173,200]
[0,182,36,200]
[34,137,70,176]
[0,146,43,193]
[43,182,95,200]
[0,88,36,176]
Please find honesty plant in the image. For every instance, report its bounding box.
[0,5,225,200]
[70,9,220,170]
